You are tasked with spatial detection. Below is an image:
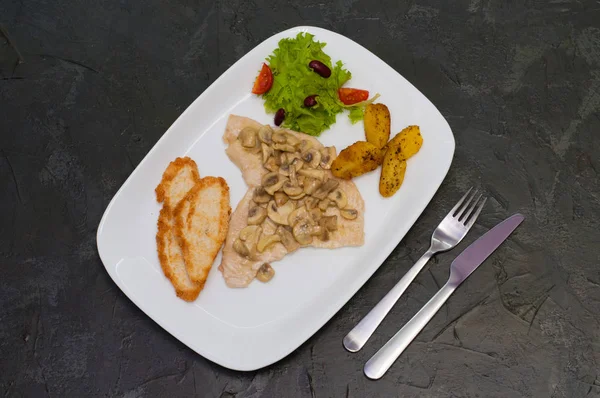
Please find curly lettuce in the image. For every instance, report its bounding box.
[262,33,360,136]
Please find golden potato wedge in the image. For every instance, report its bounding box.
[364,103,391,148]
[384,125,423,161]
[331,141,384,179]
[379,142,407,197]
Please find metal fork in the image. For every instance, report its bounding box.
[343,188,487,352]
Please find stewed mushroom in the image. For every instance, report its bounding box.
[236,125,359,253]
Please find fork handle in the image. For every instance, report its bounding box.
[364,282,455,379]
[342,249,434,352]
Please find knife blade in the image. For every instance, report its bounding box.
[364,213,525,379]
[448,213,524,285]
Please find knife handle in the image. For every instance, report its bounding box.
[343,249,434,352]
[364,282,455,379]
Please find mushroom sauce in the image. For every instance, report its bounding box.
[232,124,359,278]
[219,115,365,288]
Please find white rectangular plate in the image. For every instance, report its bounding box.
[97,26,455,371]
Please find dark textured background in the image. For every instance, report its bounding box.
[2,0,600,396]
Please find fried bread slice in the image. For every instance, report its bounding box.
[155,157,201,207]
[156,207,202,300]
[174,176,231,288]
[155,157,202,301]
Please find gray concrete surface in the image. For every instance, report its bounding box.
[1,0,599,396]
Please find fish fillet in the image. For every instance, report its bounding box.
[155,157,202,301]
[175,176,231,288]
[220,115,365,288]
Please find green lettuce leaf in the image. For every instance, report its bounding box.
[261,33,356,136]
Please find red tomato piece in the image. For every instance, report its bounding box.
[338,88,369,105]
[252,63,273,94]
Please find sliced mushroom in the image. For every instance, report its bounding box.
[283,181,303,197]
[327,188,348,208]
[278,162,291,177]
[240,225,261,241]
[285,152,301,164]
[277,226,300,252]
[318,199,330,211]
[286,134,301,148]
[237,226,262,259]
[253,187,271,203]
[288,206,310,227]
[276,151,286,166]
[340,208,358,220]
[289,192,306,200]
[261,143,273,163]
[273,150,283,166]
[267,179,286,195]
[257,234,281,252]
[289,166,298,186]
[273,143,296,152]
[248,206,267,225]
[267,200,295,225]
[291,158,304,172]
[293,220,314,245]
[262,171,279,187]
[303,177,320,195]
[262,217,278,235]
[304,196,319,209]
[295,197,306,209]
[239,127,258,148]
[263,172,286,195]
[272,132,287,144]
[320,215,338,231]
[258,125,273,144]
[299,139,314,153]
[317,227,330,242]
[309,208,322,223]
[264,156,279,172]
[256,263,275,282]
[309,224,323,237]
[274,192,288,207]
[298,168,326,181]
[312,179,339,200]
[233,239,250,257]
[301,149,321,169]
[319,147,336,169]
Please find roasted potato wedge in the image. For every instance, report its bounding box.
[379,142,407,197]
[331,141,384,179]
[364,103,391,148]
[384,125,423,161]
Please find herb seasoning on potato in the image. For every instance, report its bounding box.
[379,142,407,197]
[331,141,384,179]
[383,125,423,160]
[379,125,423,197]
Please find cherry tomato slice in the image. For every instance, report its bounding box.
[252,63,273,94]
[338,88,369,105]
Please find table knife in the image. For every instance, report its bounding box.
[364,213,525,379]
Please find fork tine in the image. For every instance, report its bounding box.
[455,189,478,220]
[465,196,487,229]
[460,193,483,222]
[450,187,473,217]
